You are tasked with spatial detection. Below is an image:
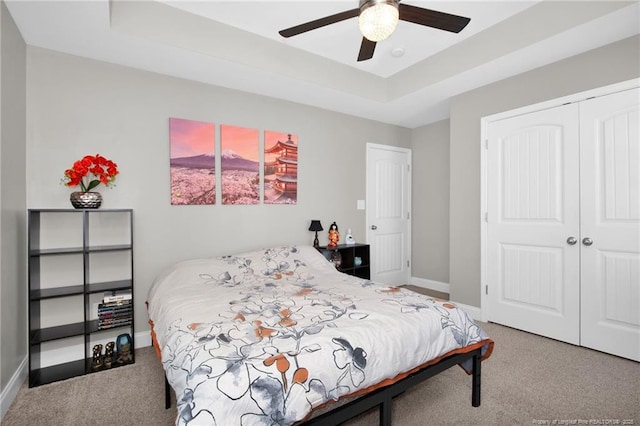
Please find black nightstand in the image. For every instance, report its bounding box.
[317,243,370,279]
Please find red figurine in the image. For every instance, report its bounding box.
[327,222,340,248]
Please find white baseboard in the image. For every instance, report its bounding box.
[409,277,483,321]
[0,331,151,423]
[409,277,450,294]
[452,302,483,322]
[0,356,27,421]
[136,330,152,348]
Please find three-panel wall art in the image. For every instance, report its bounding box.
[169,117,298,205]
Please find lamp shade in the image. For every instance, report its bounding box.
[308,220,323,232]
[358,0,399,42]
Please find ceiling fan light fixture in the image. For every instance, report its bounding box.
[358,0,399,42]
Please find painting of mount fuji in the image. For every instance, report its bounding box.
[221,124,260,205]
[169,117,215,205]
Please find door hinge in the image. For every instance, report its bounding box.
[485,285,488,295]
[484,139,489,149]
[484,212,488,222]
[407,260,410,267]
[407,211,410,220]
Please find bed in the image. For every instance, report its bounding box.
[146,245,493,425]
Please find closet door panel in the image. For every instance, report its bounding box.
[580,88,640,361]
[487,103,581,344]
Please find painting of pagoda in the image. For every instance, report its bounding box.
[264,131,298,204]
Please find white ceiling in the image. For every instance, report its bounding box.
[160,1,537,78]
[5,0,640,128]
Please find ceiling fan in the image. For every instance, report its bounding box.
[279,0,471,62]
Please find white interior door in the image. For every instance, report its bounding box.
[486,103,581,344]
[366,144,411,285]
[579,88,640,361]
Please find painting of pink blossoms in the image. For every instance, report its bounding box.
[221,124,260,205]
[169,118,215,205]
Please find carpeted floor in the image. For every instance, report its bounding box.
[3,288,639,425]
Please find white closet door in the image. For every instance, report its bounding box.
[580,88,640,361]
[487,103,581,344]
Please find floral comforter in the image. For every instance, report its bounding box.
[147,245,493,425]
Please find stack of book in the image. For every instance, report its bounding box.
[98,290,132,330]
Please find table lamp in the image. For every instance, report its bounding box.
[308,220,323,248]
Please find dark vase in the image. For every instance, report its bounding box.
[116,333,133,365]
[70,191,102,209]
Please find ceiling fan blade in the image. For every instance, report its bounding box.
[399,4,470,33]
[357,38,376,62]
[279,8,359,38]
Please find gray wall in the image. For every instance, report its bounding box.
[3,16,639,410]
[25,47,411,337]
[448,35,640,307]
[0,0,27,400]
[411,119,450,284]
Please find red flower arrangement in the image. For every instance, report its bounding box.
[62,154,119,192]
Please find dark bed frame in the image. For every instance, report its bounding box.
[163,347,482,426]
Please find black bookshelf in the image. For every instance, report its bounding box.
[28,209,135,387]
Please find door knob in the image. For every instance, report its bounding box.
[566,237,577,245]
[582,237,593,246]
[371,225,377,230]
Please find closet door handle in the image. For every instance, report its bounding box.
[566,237,577,245]
[582,237,593,246]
